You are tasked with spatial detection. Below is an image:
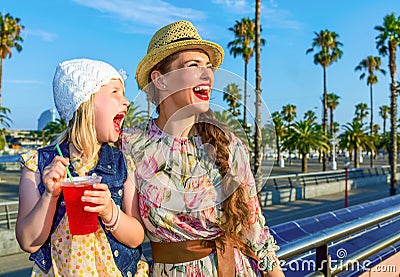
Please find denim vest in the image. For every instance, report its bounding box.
[29,140,142,277]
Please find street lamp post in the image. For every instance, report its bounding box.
[330,137,339,170]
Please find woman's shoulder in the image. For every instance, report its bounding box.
[122,120,162,154]
[122,121,149,141]
[229,133,250,156]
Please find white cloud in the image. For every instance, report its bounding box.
[25,29,57,42]
[211,0,301,30]
[72,0,206,30]
[212,0,247,8]
[212,0,251,14]
[261,7,302,30]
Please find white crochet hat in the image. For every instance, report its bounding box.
[53,58,124,123]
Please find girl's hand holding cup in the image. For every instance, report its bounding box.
[42,156,70,198]
[82,182,114,221]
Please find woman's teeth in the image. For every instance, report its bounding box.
[193,85,210,92]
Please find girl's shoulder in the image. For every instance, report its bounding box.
[20,149,39,172]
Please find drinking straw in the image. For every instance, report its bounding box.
[55,144,74,182]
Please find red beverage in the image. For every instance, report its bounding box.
[61,176,102,235]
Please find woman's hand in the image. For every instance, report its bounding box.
[42,156,69,198]
[82,183,114,222]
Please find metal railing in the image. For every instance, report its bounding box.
[277,202,400,276]
[262,165,393,190]
[0,201,18,229]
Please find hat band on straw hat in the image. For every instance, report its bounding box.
[168,37,197,44]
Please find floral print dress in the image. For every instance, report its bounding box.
[122,120,280,276]
[20,151,148,277]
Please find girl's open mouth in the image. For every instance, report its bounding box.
[113,112,126,133]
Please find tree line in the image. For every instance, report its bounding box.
[1,11,399,195]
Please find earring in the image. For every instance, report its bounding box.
[163,84,166,89]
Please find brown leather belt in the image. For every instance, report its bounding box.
[150,236,259,277]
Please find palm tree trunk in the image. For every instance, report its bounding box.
[302,153,308,173]
[0,58,3,107]
[370,84,374,168]
[329,107,334,135]
[243,63,248,124]
[322,67,328,171]
[354,145,359,168]
[388,40,397,196]
[275,136,280,165]
[253,0,263,194]
[383,117,386,134]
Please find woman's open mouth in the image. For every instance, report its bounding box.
[113,112,126,133]
[193,85,210,101]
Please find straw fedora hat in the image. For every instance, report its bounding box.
[136,20,224,90]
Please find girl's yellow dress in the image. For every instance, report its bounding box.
[21,151,148,277]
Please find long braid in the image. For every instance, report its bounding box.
[195,111,250,242]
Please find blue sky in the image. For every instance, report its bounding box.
[2,0,399,130]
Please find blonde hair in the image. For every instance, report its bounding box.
[55,94,100,163]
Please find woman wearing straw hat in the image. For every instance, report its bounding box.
[122,20,283,276]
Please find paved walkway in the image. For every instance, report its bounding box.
[0,165,394,276]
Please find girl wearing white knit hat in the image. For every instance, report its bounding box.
[16,58,147,277]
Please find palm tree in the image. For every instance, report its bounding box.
[0,106,12,128]
[281,104,297,125]
[281,104,297,164]
[123,101,147,129]
[214,110,249,146]
[355,55,386,167]
[0,106,12,150]
[339,120,375,168]
[303,110,317,124]
[253,0,263,192]
[354,103,369,123]
[379,105,390,134]
[223,83,242,117]
[306,29,343,171]
[0,13,24,107]
[375,12,400,195]
[42,118,67,145]
[260,124,275,160]
[327,93,340,136]
[272,111,285,165]
[227,17,265,124]
[282,120,329,173]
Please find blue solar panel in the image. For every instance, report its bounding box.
[331,208,359,221]
[271,221,309,242]
[269,227,289,245]
[314,212,343,228]
[293,217,325,233]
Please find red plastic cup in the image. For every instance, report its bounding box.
[61,175,102,235]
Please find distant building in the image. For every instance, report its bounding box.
[37,109,56,130]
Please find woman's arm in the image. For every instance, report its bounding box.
[230,137,284,276]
